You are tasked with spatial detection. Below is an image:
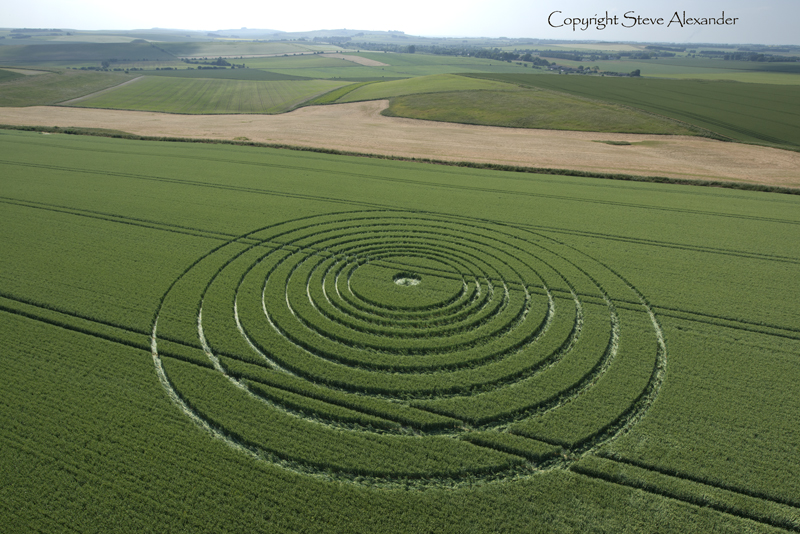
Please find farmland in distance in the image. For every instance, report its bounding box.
[467,73,800,150]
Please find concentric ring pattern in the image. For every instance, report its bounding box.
[151,210,665,485]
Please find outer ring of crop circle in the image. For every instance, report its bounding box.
[151,209,667,486]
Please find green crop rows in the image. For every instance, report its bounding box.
[1,124,799,533]
[382,87,698,135]
[335,73,524,102]
[467,73,800,149]
[0,42,177,65]
[140,68,312,81]
[66,76,348,114]
[0,69,133,107]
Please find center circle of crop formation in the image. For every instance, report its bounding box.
[151,210,666,487]
[394,272,421,286]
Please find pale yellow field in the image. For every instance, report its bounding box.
[1,68,50,75]
[320,54,389,67]
[1,101,798,188]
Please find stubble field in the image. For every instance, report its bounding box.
[2,101,799,187]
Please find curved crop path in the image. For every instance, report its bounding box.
[150,210,666,487]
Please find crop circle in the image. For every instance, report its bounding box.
[151,210,665,486]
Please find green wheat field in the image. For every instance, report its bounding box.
[1,129,798,532]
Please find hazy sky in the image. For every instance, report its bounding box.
[4,0,798,45]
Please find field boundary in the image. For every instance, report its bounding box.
[2,123,798,196]
[58,75,143,104]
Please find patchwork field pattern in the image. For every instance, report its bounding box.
[1,130,799,532]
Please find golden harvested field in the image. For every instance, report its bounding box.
[1,101,799,187]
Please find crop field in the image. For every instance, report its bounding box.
[158,41,337,58]
[241,52,534,79]
[536,57,800,85]
[0,69,133,107]
[1,129,798,532]
[627,58,800,76]
[0,42,176,66]
[382,88,699,135]
[65,77,347,114]
[239,54,383,78]
[0,69,25,83]
[47,34,142,43]
[469,73,800,150]
[140,68,311,81]
[335,73,524,102]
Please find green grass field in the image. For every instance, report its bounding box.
[0,69,133,107]
[642,58,800,75]
[1,129,798,532]
[66,76,348,113]
[537,57,800,84]
[0,68,26,83]
[139,68,311,81]
[0,42,177,65]
[335,73,524,102]
[382,87,699,135]
[468,73,800,149]
[240,52,537,79]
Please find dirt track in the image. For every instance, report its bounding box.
[1,101,798,188]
